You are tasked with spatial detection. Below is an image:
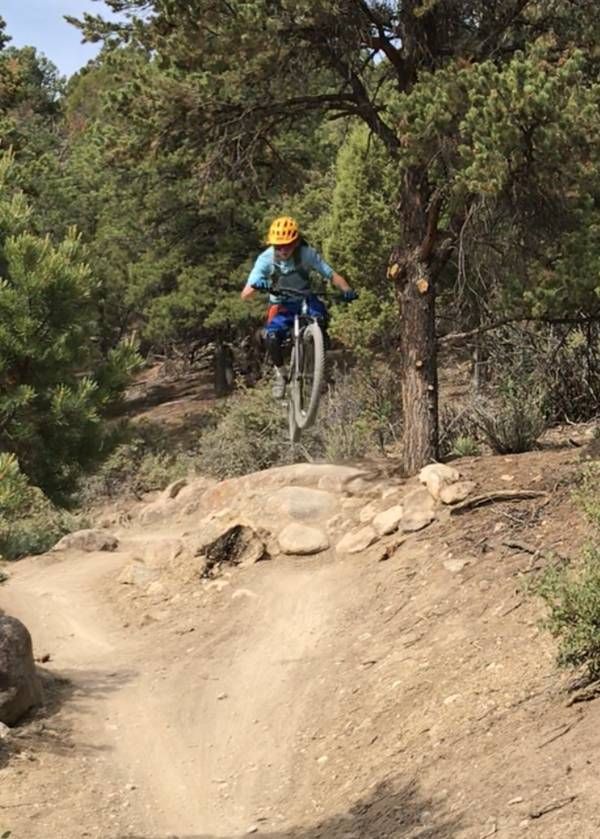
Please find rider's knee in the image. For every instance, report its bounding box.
[265,330,285,366]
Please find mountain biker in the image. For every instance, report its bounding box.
[240,216,358,398]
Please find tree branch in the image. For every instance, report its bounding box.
[439,315,600,345]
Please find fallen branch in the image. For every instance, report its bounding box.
[566,685,600,707]
[450,490,549,515]
[501,539,570,566]
[529,795,577,819]
[537,721,577,748]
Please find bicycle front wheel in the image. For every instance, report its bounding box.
[294,321,325,430]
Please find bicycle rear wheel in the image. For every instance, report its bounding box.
[293,321,325,430]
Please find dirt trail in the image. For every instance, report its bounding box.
[2,549,348,838]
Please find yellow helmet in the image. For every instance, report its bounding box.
[267,216,300,246]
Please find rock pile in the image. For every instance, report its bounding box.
[54,461,477,598]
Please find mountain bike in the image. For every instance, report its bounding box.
[280,287,326,443]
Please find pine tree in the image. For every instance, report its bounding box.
[0,154,140,498]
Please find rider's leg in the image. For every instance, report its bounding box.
[307,295,330,348]
[266,333,287,398]
[265,307,294,398]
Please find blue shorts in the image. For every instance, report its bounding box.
[265,295,328,336]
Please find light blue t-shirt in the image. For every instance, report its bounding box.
[245,244,334,303]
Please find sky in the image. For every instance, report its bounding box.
[2,0,119,78]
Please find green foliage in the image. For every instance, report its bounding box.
[474,381,547,455]
[0,453,82,560]
[319,363,402,460]
[196,385,294,480]
[196,358,402,479]
[329,290,399,358]
[574,465,600,531]
[0,453,33,517]
[535,463,600,682]
[536,549,600,681]
[0,154,141,497]
[79,421,193,502]
[323,125,397,293]
[449,436,480,458]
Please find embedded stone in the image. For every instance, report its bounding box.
[278,524,330,556]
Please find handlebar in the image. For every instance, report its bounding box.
[265,284,351,301]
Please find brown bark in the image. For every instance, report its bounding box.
[390,169,441,474]
[395,251,439,473]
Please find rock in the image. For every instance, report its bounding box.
[373,506,404,537]
[269,486,337,520]
[402,486,436,515]
[336,526,378,555]
[118,561,161,588]
[52,529,119,553]
[418,463,460,500]
[401,510,435,533]
[0,616,42,726]
[232,589,259,601]
[343,476,374,497]
[146,580,167,597]
[0,721,10,738]
[133,538,184,567]
[439,481,476,505]
[278,524,330,556]
[365,536,406,562]
[326,514,344,532]
[197,524,268,577]
[359,501,379,524]
[162,478,187,500]
[175,477,214,506]
[342,497,364,511]
[443,558,469,573]
[138,500,169,525]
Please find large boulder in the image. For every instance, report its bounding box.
[52,529,119,553]
[0,616,42,725]
[189,522,268,578]
[269,487,338,520]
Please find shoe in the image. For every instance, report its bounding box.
[272,369,287,399]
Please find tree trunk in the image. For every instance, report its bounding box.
[214,341,234,397]
[396,254,438,473]
[389,169,442,474]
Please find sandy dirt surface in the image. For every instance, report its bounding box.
[3,448,600,838]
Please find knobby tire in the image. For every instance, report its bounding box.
[288,346,301,442]
[293,321,325,430]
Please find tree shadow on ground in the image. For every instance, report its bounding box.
[116,378,215,417]
[118,777,463,839]
[0,665,138,769]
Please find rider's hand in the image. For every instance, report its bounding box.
[342,289,359,303]
[250,278,271,290]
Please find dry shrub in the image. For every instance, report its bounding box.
[474,383,547,454]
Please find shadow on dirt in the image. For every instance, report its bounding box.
[118,778,463,838]
[0,666,138,769]
[117,378,215,417]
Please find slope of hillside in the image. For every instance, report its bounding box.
[1,447,600,839]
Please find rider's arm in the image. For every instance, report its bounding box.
[241,250,272,300]
[331,272,352,293]
[301,245,353,294]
